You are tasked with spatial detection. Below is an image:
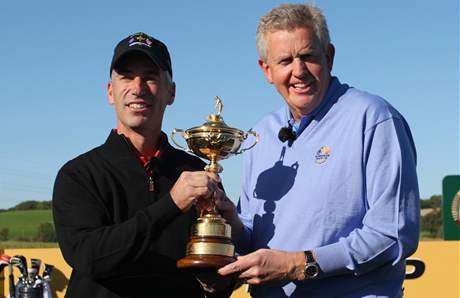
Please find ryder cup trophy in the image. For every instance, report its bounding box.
[171,96,258,270]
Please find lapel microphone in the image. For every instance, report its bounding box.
[278,123,297,145]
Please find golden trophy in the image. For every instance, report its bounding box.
[171,96,258,270]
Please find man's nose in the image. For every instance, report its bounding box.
[292,58,309,78]
[132,76,147,94]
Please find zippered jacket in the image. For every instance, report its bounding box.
[53,130,220,298]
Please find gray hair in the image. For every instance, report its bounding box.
[256,3,331,63]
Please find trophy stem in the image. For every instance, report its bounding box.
[204,155,223,173]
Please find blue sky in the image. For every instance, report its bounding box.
[0,0,458,209]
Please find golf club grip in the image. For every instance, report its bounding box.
[9,273,15,297]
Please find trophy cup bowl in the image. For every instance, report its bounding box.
[171,96,258,271]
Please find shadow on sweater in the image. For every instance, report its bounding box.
[252,146,298,247]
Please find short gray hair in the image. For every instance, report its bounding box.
[256,3,331,63]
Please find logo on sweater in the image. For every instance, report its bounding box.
[315,146,331,164]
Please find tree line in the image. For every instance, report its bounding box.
[1,195,443,212]
[0,200,55,242]
[0,200,52,212]
[420,195,441,209]
[420,195,442,239]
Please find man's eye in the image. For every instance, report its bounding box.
[279,58,292,65]
[300,54,313,61]
[300,53,320,62]
[146,78,158,84]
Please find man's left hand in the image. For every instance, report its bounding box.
[218,249,305,285]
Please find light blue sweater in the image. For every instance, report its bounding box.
[236,77,420,298]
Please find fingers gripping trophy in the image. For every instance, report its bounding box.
[172,96,258,270]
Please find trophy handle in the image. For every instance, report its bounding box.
[236,130,259,154]
[171,128,193,152]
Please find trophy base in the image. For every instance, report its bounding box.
[177,214,236,272]
[177,255,236,272]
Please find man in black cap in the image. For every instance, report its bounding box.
[53,32,232,298]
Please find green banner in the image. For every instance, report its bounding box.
[442,175,460,240]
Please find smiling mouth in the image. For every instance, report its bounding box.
[127,102,151,111]
[291,82,314,93]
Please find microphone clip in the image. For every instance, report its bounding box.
[278,125,297,146]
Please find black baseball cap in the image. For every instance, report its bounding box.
[110,32,172,77]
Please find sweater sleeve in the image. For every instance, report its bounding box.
[52,167,182,280]
[314,117,420,276]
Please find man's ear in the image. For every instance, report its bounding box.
[326,44,335,71]
[258,58,274,84]
[107,81,115,105]
[167,82,176,105]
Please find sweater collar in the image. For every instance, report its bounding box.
[284,76,349,135]
[102,130,175,167]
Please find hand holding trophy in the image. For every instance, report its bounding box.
[171,96,258,271]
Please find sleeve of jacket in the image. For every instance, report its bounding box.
[314,116,420,276]
[52,165,182,280]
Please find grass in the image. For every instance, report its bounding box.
[0,209,53,240]
[0,240,58,249]
[0,209,446,248]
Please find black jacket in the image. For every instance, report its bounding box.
[53,130,223,298]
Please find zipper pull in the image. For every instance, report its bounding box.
[148,176,155,192]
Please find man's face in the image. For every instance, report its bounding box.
[107,52,175,136]
[259,27,334,121]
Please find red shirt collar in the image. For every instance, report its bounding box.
[113,129,163,167]
[137,149,161,168]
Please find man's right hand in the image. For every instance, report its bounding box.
[218,249,306,284]
[170,171,220,212]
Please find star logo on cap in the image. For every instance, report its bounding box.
[128,32,153,48]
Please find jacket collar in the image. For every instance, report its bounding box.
[100,130,176,169]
